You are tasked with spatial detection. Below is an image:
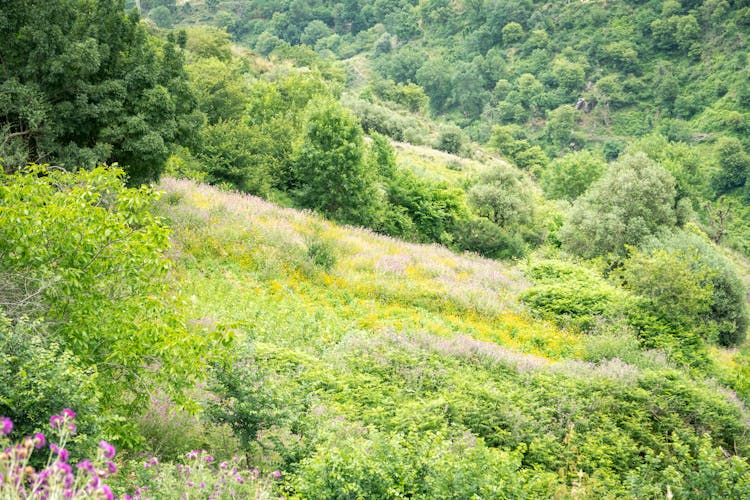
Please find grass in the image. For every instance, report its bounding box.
[160,177,583,361]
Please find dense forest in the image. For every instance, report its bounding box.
[3,0,750,498]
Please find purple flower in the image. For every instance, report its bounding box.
[51,444,69,462]
[202,455,214,463]
[270,470,282,479]
[50,415,62,429]
[101,484,113,500]
[200,482,206,488]
[99,441,115,459]
[0,417,12,436]
[106,461,117,474]
[61,408,76,420]
[68,422,77,435]
[76,460,94,473]
[33,432,45,448]
[56,462,72,474]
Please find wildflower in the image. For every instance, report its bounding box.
[33,432,46,449]
[50,444,69,462]
[270,470,282,479]
[149,457,158,466]
[50,415,62,429]
[99,441,116,459]
[106,461,117,474]
[61,409,76,420]
[76,460,94,473]
[0,417,12,436]
[202,455,214,463]
[101,484,114,500]
[200,482,206,488]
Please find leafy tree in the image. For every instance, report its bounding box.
[0,167,219,429]
[545,104,578,148]
[149,5,173,28]
[186,58,249,124]
[467,163,534,230]
[294,99,378,225]
[197,119,273,195]
[436,124,465,154]
[541,150,606,201]
[641,230,749,346]
[561,153,678,258]
[713,136,750,194]
[0,0,201,184]
[501,22,524,45]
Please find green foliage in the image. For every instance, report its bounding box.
[713,136,750,195]
[642,229,749,347]
[0,167,217,421]
[198,120,272,196]
[435,124,465,154]
[467,163,534,229]
[561,153,678,258]
[186,57,249,124]
[453,216,526,260]
[540,150,606,201]
[0,316,100,446]
[294,99,379,226]
[386,168,468,244]
[0,0,201,183]
[522,260,633,332]
[487,125,548,171]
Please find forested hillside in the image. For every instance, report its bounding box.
[3,0,750,498]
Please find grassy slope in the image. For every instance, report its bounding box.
[157,176,750,496]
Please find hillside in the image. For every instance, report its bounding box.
[3,1,750,498]
[157,177,750,498]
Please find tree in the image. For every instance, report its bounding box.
[541,150,606,201]
[561,153,678,258]
[294,99,378,226]
[0,166,217,424]
[0,0,201,184]
[197,120,273,195]
[467,163,534,229]
[712,136,749,194]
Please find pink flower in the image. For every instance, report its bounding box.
[33,432,45,448]
[106,461,117,474]
[0,417,12,436]
[270,470,282,479]
[50,415,62,429]
[99,441,116,459]
[61,409,76,420]
[101,484,114,500]
[76,460,94,473]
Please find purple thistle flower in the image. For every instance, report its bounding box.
[101,484,114,500]
[68,422,77,435]
[106,461,117,474]
[76,460,94,473]
[0,417,12,436]
[33,432,45,448]
[270,470,282,479]
[61,409,76,420]
[200,482,206,488]
[56,462,72,474]
[202,455,214,463]
[50,415,62,429]
[98,441,115,459]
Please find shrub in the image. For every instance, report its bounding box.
[522,260,633,332]
[560,153,678,258]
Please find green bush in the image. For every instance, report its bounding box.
[522,260,633,332]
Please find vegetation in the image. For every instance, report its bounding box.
[2,0,750,497]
